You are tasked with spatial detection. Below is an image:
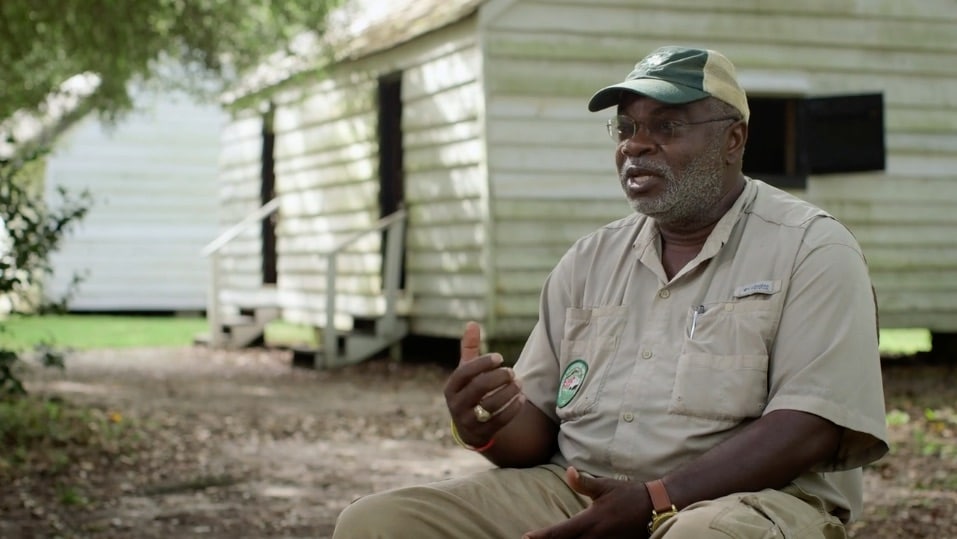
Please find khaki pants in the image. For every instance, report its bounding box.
[332,464,846,538]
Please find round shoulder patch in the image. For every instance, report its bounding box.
[557,359,588,409]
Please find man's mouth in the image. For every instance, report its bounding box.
[623,165,663,192]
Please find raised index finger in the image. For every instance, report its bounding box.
[460,321,481,364]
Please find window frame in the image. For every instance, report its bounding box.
[742,93,885,190]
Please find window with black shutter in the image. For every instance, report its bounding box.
[743,93,885,189]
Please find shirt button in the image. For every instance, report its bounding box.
[658,289,671,299]
[641,350,653,359]
[623,412,634,422]
[725,303,734,312]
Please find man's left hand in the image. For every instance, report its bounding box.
[523,467,651,539]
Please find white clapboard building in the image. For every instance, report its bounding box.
[44,89,224,312]
[210,0,957,364]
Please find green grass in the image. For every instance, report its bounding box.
[0,315,936,356]
[264,320,317,348]
[0,315,207,351]
[879,328,931,356]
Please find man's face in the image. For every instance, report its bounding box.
[614,95,732,229]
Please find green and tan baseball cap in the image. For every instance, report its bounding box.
[587,46,750,122]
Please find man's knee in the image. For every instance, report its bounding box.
[655,502,743,539]
[655,491,844,539]
[333,489,418,538]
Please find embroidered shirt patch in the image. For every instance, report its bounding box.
[557,359,588,408]
[734,280,781,298]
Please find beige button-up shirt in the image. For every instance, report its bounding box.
[514,178,889,522]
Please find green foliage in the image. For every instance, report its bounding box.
[916,407,957,458]
[0,0,342,121]
[0,154,91,307]
[0,348,26,396]
[0,344,65,398]
[0,396,132,478]
[1,152,89,397]
[57,484,89,507]
[886,409,912,427]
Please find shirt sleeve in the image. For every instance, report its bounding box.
[512,248,580,425]
[765,217,889,471]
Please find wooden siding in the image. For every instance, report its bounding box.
[260,18,487,333]
[270,69,379,326]
[404,30,488,335]
[482,0,957,336]
[44,90,223,311]
[807,174,957,331]
[216,108,268,316]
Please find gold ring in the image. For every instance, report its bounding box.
[473,404,492,423]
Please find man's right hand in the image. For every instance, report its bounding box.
[444,321,525,448]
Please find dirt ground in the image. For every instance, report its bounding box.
[4,345,957,538]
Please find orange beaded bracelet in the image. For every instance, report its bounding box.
[449,419,496,453]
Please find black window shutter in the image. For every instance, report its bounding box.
[798,93,886,174]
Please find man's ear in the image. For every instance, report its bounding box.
[726,121,748,165]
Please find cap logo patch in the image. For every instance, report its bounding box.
[638,51,669,70]
[557,359,588,408]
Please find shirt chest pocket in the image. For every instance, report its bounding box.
[557,305,627,419]
[669,298,779,422]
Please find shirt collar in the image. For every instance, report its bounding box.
[696,177,756,260]
[631,177,757,277]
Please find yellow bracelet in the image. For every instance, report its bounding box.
[449,419,495,452]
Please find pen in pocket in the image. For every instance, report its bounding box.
[689,305,705,339]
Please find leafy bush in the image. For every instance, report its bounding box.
[0,150,90,397]
[0,396,132,477]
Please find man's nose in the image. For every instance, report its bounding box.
[619,130,656,156]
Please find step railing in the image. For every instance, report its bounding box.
[321,208,407,363]
[201,197,282,347]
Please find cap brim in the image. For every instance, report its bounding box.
[587,79,710,112]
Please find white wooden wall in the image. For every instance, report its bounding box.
[216,108,267,314]
[270,69,381,326]
[268,19,487,336]
[482,0,957,335]
[44,90,224,311]
[403,21,487,337]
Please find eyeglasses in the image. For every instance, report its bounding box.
[606,115,739,144]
